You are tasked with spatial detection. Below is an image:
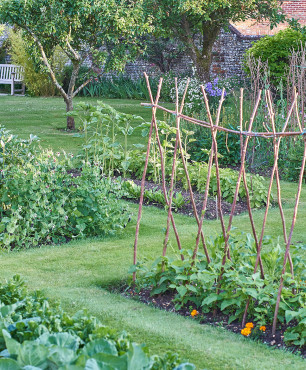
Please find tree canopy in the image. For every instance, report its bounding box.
[144,0,285,81]
[0,0,151,129]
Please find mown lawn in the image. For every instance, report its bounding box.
[0,95,305,369]
[0,95,173,153]
[1,200,306,369]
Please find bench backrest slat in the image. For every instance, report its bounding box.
[0,64,24,81]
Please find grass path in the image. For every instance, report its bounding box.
[0,201,305,369]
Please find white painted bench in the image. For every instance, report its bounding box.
[0,64,25,95]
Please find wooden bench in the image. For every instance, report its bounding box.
[0,64,25,95]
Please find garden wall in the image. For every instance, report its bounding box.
[210,27,261,78]
[113,27,262,81]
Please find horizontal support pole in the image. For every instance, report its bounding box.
[141,103,306,139]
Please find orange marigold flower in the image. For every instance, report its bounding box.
[241,328,251,336]
[191,309,199,317]
[259,326,266,332]
[245,322,254,329]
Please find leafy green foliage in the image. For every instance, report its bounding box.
[0,276,195,369]
[142,36,186,73]
[70,100,147,177]
[237,88,305,179]
[61,66,92,95]
[81,75,158,100]
[0,25,7,64]
[189,128,241,166]
[245,28,306,85]
[72,102,269,207]
[133,231,306,347]
[0,0,151,72]
[143,0,283,80]
[0,125,38,167]
[128,135,268,207]
[0,126,129,250]
[279,137,306,182]
[157,71,180,102]
[173,75,242,114]
[288,17,306,36]
[68,72,178,103]
[8,30,68,97]
[187,162,268,207]
[284,307,306,347]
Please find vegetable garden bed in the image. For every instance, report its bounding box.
[120,285,306,358]
[123,178,249,219]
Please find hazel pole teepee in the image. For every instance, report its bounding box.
[133,74,306,332]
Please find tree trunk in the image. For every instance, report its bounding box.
[195,23,220,82]
[180,17,220,83]
[193,48,213,82]
[66,98,75,131]
[24,29,91,131]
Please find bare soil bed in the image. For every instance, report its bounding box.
[118,285,306,359]
[126,178,248,220]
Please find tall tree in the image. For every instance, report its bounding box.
[0,0,151,130]
[144,0,285,81]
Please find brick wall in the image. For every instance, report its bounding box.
[283,0,306,22]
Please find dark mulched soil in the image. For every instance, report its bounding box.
[126,178,248,220]
[67,168,254,220]
[118,285,306,358]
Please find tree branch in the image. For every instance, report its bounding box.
[68,62,80,96]
[73,78,92,97]
[24,26,68,101]
[64,25,81,61]
[180,15,201,63]
[67,42,81,61]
